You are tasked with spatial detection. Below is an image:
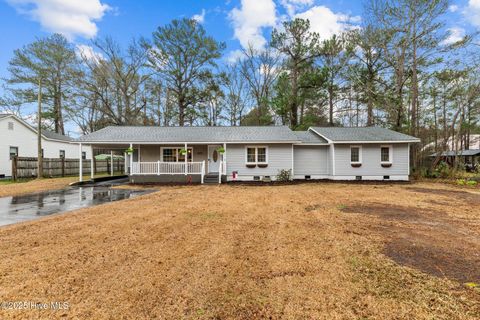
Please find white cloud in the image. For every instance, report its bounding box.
[280,0,314,16]
[229,0,277,50]
[464,0,480,27]
[6,0,110,40]
[76,44,104,62]
[294,6,360,40]
[192,9,206,24]
[449,4,459,12]
[226,49,245,64]
[441,27,466,45]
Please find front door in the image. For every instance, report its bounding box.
[208,145,221,173]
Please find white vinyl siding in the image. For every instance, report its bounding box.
[226,144,292,177]
[294,145,329,175]
[334,143,409,176]
[0,117,91,177]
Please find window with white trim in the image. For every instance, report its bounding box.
[162,148,193,162]
[246,146,268,164]
[380,145,393,164]
[350,146,362,164]
[9,146,18,159]
[59,150,65,158]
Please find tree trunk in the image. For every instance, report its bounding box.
[432,92,438,151]
[366,70,374,126]
[290,66,298,128]
[178,93,185,126]
[328,85,334,126]
[37,78,43,179]
[410,11,419,171]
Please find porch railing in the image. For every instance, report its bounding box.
[131,161,205,176]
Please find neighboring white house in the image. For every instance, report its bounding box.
[77,125,420,183]
[422,134,480,151]
[0,114,91,178]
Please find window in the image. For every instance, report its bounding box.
[82,152,86,160]
[8,122,14,130]
[247,148,256,163]
[162,148,193,162]
[350,146,361,163]
[257,147,267,163]
[381,146,392,163]
[246,146,268,164]
[163,148,176,162]
[9,146,18,159]
[59,150,65,158]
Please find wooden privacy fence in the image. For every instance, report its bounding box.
[11,157,125,180]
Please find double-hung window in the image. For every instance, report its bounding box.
[381,145,392,164]
[162,148,193,162]
[246,146,268,164]
[350,146,362,164]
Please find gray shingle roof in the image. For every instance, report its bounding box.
[77,126,300,143]
[293,131,328,144]
[430,149,480,157]
[43,130,73,142]
[310,127,419,142]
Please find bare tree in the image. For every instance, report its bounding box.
[239,45,281,125]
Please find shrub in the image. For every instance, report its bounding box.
[276,169,292,182]
[434,161,452,178]
[466,180,478,186]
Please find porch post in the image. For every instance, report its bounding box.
[79,143,83,182]
[223,143,227,176]
[129,143,133,174]
[184,142,188,175]
[110,150,114,176]
[90,145,94,179]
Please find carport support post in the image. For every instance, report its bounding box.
[110,150,114,176]
[124,152,127,174]
[184,143,188,175]
[79,143,83,182]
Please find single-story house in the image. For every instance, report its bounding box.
[0,114,91,178]
[76,125,420,183]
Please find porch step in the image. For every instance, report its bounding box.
[204,173,220,184]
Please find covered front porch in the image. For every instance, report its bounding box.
[131,143,227,184]
[80,143,227,184]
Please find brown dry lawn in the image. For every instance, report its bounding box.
[0,174,119,198]
[0,182,479,319]
[0,177,82,197]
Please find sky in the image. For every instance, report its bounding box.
[0,0,479,134]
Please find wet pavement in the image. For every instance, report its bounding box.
[0,181,152,227]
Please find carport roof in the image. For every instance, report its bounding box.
[77,126,301,143]
[430,149,480,157]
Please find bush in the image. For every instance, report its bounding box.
[276,169,292,182]
[434,161,452,178]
